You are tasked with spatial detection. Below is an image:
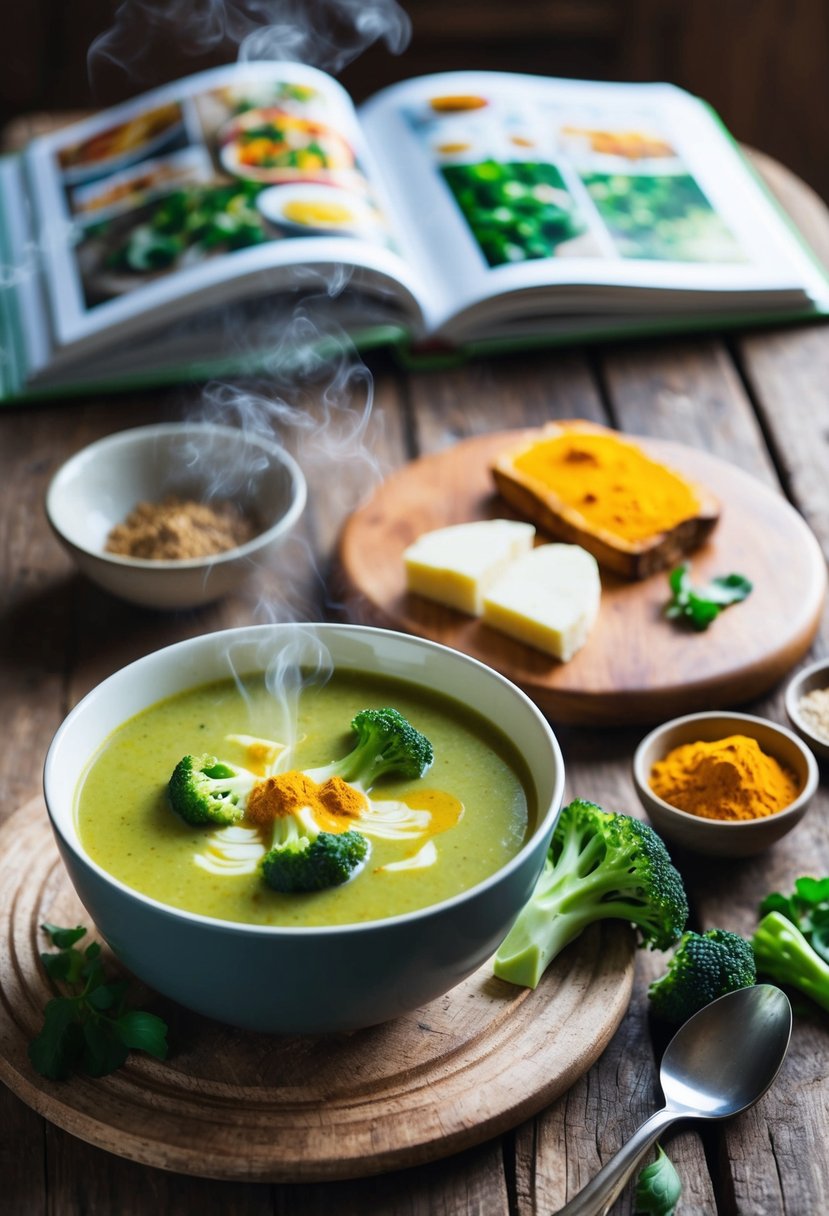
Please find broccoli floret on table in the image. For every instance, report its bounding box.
[648,928,757,1023]
[752,910,829,1014]
[307,707,433,788]
[167,754,256,826]
[261,804,369,894]
[494,798,688,989]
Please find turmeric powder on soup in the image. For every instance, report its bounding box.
[649,734,800,821]
[245,770,367,832]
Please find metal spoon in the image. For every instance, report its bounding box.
[555,984,792,1216]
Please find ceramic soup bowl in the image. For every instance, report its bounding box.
[43,622,565,1033]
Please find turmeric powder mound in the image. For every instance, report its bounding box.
[316,776,367,819]
[649,735,800,821]
[105,495,257,560]
[512,432,701,543]
[246,771,322,825]
[245,770,366,833]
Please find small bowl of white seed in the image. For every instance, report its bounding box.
[785,657,829,763]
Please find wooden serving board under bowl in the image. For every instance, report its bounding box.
[0,800,635,1183]
[338,431,827,726]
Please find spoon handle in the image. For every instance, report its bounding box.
[554,1107,678,1216]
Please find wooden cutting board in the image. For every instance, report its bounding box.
[338,431,827,726]
[0,800,635,1183]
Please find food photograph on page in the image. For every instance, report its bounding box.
[0,1,829,1214]
[57,71,397,310]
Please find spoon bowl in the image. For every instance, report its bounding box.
[661,983,792,1119]
[556,984,792,1215]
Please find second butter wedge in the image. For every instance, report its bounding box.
[483,543,601,661]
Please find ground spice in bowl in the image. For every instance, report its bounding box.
[797,687,829,745]
[649,734,800,821]
[105,496,258,561]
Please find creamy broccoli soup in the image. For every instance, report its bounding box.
[75,669,535,927]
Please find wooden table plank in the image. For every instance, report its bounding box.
[268,1142,511,1216]
[600,338,779,487]
[737,325,829,564]
[0,405,87,812]
[407,347,610,451]
[47,1132,274,1216]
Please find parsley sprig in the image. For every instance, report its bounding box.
[28,924,168,1081]
[665,562,752,631]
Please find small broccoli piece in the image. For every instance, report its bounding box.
[759,876,829,963]
[752,910,829,1014]
[168,754,256,826]
[261,805,369,893]
[648,928,756,1023]
[494,799,688,989]
[307,707,433,788]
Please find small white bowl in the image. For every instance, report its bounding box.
[45,422,306,610]
[43,622,565,1034]
[632,711,818,857]
[785,657,829,762]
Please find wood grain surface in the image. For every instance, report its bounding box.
[338,433,826,725]
[0,799,634,1183]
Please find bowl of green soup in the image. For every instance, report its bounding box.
[43,623,565,1034]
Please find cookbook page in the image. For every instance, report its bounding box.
[25,62,429,355]
[359,71,829,336]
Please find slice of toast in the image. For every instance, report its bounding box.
[491,420,720,580]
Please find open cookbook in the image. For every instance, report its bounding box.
[2,60,829,401]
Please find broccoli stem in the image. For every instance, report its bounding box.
[496,861,647,988]
[494,800,687,989]
[752,911,829,1014]
[494,898,593,988]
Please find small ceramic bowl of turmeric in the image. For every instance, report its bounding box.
[632,711,819,857]
[45,422,307,610]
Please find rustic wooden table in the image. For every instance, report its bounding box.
[1,150,828,1214]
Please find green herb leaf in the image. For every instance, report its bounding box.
[668,563,691,598]
[115,1011,169,1059]
[684,592,721,631]
[701,573,753,606]
[81,1018,130,1078]
[41,923,87,950]
[87,983,119,1012]
[635,1144,683,1216]
[40,947,84,986]
[796,876,829,903]
[665,562,752,631]
[27,998,83,1081]
[28,924,170,1081]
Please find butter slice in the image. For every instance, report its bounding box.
[404,519,535,614]
[482,544,601,661]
